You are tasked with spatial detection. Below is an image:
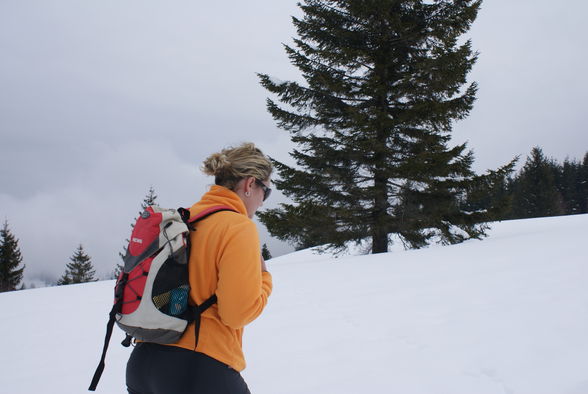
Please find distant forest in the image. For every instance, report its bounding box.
[465,147,588,221]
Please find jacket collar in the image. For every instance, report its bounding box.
[190,185,248,217]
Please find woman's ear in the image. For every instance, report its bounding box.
[241,176,255,197]
[244,176,255,192]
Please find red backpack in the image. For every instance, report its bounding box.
[89,205,235,391]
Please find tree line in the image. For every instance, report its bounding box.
[465,147,588,221]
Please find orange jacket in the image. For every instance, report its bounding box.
[168,185,273,371]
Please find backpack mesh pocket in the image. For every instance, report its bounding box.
[151,247,190,318]
[152,284,189,315]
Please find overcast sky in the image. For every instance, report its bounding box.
[1,1,587,285]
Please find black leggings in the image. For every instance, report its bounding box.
[126,342,251,394]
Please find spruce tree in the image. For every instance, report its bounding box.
[58,244,96,285]
[258,0,507,253]
[114,186,158,278]
[510,147,564,219]
[141,186,158,210]
[0,220,25,292]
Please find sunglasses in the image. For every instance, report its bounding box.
[255,179,272,201]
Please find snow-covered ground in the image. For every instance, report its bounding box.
[1,214,587,394]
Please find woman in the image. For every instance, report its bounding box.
[126,143,273,394]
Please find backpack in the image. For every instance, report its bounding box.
[89,204,235,391]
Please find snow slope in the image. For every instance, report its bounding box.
[1,215,587,394]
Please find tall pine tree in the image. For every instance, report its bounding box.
[258,0,507,253]
[114,186,158,278]
[58,244,96,285]
[0,220,25,292]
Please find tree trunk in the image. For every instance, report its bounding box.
[372,123,389,253]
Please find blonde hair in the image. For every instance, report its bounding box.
[202,143,273,190]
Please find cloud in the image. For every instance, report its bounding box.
[0,139,209,282]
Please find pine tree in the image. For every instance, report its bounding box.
[261,243,273,260]
[510,147,564,219]
[141,186,158,210]
[58,244,96,285]
[0,220,25,292]
[114,186,158,278]
[258,0,508,253]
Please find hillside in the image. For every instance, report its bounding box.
[1,214,587,394]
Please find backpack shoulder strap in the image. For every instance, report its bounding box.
[88,280,125,391]
[178,205,237,226]
[189,205,237,223]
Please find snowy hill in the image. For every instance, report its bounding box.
[1,215,587,394]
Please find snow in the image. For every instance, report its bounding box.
[1,214,587,394]
[266,75,288,86]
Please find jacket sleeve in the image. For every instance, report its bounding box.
[215,219,273,329]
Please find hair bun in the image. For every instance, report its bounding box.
[201,143,272,189]
[202,153,232,176]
